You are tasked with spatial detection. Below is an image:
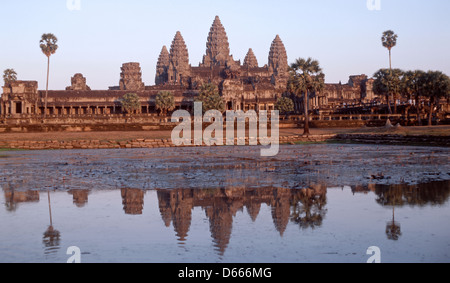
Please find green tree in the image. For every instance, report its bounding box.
[275,96,294,118]
[195,83,225,114]
[382,30,398,70]
[288,58,325,135]
[401,70,425,123]
[121,93,141,114]
[421,71,450,126]
[155,91,175,116]
[40,33,58,118]
[3,69,17,86]
[373,68,403,114]
[388,69,403,114]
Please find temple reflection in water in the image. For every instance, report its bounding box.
[2,180,449,256]
[156,185,327,254]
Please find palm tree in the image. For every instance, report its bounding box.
[195,83,225,114]
[381,30,398,114]
[155,91,175,116]
[381,30,398,71]
[388,68,404,114]
[120,93,141,114]
[401,70,425,123]
[421,71,450,126]
[3,69,17,86]
[373,68,403,114]
[40,33,58,118]
[288,58,325,135]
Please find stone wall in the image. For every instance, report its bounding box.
[2,133,449,150]
[0,134,337,151]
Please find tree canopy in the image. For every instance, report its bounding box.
[121,93,141,114]
[195,83,225,114]
[288,57,325,135]
[3,69,17,86]
[155,91,175,115]
[40,33,58,58]
[275,97,294,115]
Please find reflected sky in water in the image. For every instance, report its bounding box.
[1,144,449,263]
[1,182,449,263]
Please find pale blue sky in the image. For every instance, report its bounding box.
[1,0,449,90]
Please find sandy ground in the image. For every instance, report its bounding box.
[0,125,449,142]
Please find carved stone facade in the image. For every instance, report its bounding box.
[1,81,39,115]
[119,62,145,91]
[66,73,91,91]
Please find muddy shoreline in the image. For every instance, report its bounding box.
[1,144,449,192]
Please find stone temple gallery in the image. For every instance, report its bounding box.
[0,16,375,119]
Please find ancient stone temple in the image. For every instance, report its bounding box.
[66,73,91,91]
[154,16,290,112]
[0,15,383,120]
[119,62,145,91]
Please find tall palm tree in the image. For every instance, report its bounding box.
[40,33,58,118]
[381,30,398,114]
[288,58,325,135]
[381,30,398,71]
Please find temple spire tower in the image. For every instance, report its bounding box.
[243,48,259,68]
[201,16,237,68]
[268,34,289,82]
[168,31,191,85]
[155,45,169,85]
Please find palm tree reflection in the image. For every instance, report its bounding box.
[43,191,60,255]
[386,213,402,241]
[291,186,327,230]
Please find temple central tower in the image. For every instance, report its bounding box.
[201,16,236,68]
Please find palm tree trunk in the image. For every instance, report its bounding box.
[44,56,50,119]
[428,97,434,126]
[388,49,393,114]
[393,93,398,114]
[415,95,422,125]
[303,91,310,135]
[389,49,392,70]
[48,191,53,226]
[386,94,392,114]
